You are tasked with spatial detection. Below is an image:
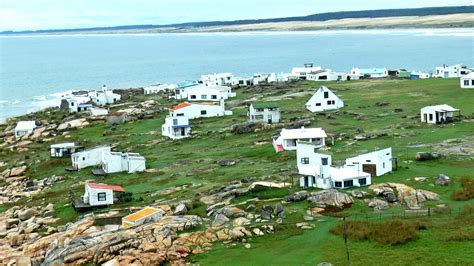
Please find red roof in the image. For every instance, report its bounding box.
[171,103,191,111]
[87,183,125,192]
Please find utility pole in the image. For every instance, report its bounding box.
[343,216,351,266]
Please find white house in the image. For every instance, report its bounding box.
[187,85,236,101]
[350,67,388,78]
[82,182,125,207]
[273,127,327,152]
[50,142,81,158]
[305,86,344,113]
[144,83,178,95]
[90,107,109,116]
[161,115,192,140]
[15,121,37,138]
[345,148,393,177]
[252,73,271,85]
[89,85,121,106]
[200,73,235,86]
[60,96,92,113]
[170,99,232,119]
[420,104,461,124]
[434,64,471,78]
[410,72,431,79]
[307,70,351,81]
[71,146,112,170]
[172,82,203,100]
[248,102,281,124]
[297,142,371,189]
[291,64,323,79]
[122,207,165,228]
[101,152,146,174]
[461,72,474,88]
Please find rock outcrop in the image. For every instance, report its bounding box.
[369,183,439,209]
[307,189,353,209]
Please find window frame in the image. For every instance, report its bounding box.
[97,192,107,202]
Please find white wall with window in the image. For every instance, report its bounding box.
[306,86,344,113]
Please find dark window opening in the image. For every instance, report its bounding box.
[97,192,106,201]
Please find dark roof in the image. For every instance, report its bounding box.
[252,102,279,109]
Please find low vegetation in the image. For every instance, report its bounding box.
[452,177,474,200]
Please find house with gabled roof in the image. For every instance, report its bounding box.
[248,102,281,124]
[187,85,236,101]
[305,86,344,113]
[81,182,125,207]
[170,99,232,119]
[420,104,461,124]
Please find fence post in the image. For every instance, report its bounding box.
[428,208,431,217]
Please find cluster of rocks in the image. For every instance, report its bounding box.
[0,122,59,151]
[368,183,439,210]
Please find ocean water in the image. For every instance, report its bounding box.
[0,29,473,121]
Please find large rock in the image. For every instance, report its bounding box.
[7,166,27,177]
[173,203,187,216]
[18,208,38,221]
[416,152,440,161]
[212,214,229,227]
[307,189,353,209]
[232,217,251,227]
[57,118,89,131]
[368,198,389,211]
[274,204,285,218]
[435,174,451,186]
[284,191,309,202]
[369,183,439,209]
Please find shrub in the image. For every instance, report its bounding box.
[329,220,422,245]
[452,177,474,201]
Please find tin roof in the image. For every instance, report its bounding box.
[87,183,125,192]
[123,207,163,222]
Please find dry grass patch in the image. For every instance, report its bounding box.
[452,177,474,201]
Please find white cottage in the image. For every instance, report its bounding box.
[71,146,112,170]
[345,148,393,177]
[434,64,471,78]
[122,207,165,228]
[161,115,192,140]
[200,73,235,86]
[291,64,323,79]
[307,70,351,81]
[420,104,461,124]
[461,72,474,88]
[15,121,37,138]
[350,67,388,78]
[297,142,371,189]
[248,102,281,124]
[172,82,203,100]
[187,85,236,101]
[144,84,178,95]
[60,96,92,113]
[89,85,121,106]
[50,142,81,158]
[170,99,232,119]
[273,127,327,152]
[82,182,125,206]
[305,86,344,113]
[101,152,146,174]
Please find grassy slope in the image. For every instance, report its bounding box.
[0,78,473,264]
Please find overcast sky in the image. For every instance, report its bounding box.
[0,0,471,31]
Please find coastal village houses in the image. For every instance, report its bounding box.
[291,64,323,80]
[60,96,92,113]
[420,104,461,124]
[170,99,232,119]
[89,85,121,106]
[345,148,394,177]
[307,69,352,81]
[273,127,327,152]
[50,142,82,158]
[172,81,202,100]
[122,207,165,228]
[433,64,471,78]
[15,121,37,138]
[187,85,236,101]
[350,67,388,78]
[90,107,109,116]
[144,84,177,95]
[200,73,235,86]
[461,72,474,88]
[81,182,125,207]
[410,71,431,79]
[305,86,344,113]
[161,115,192,140]
[297,142,371,189]
[71,146,112,170]
[248,102,281,124]
[101,152,146,174]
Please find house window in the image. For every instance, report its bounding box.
[201,110,207,115]
[383,162,385,168]
[173,119,178,125]
[211,95,217,99]
[429,114,433,121]
[324,91,329,98]
[190,95,197,99]
[71,102,75,106]
[177,113,184,116]
[471,80,474,86]
[316,103,321,106]
[335,181,342,188]
[97,192,106,201]
[301,157,309,164]
[359,178,367,186]
[321,157,328,165]
[327,100,332,105]
[366,160,371,162]
[201,95,207,100]
[464,80,470,86]
[82,157,85,161]
[344,180,354,187]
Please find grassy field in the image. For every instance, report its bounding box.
[1,78,473,264]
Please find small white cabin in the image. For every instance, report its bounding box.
[200,73,235,86]
[187,85,236,101]
[305,86,344,113]
[291,64,323,79]
[161,115,192,140]
[297,142,371,189]
[434,64,471,78]
[273,127,327,152]
[82,182,125,206]
[50,142,80,158]
[101,152,146,174]
[248,102,281,124]
[350,67,388,78]
[122,207,165,228]
[307,70,351,81]
[420,104,461,124]
[144,84,178,95]
[345,148,393,177]
[71,146,112,170]
[89,85,121,106]
[170,99,232,119]
[15,121,37,138]
[461,72,474,89]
